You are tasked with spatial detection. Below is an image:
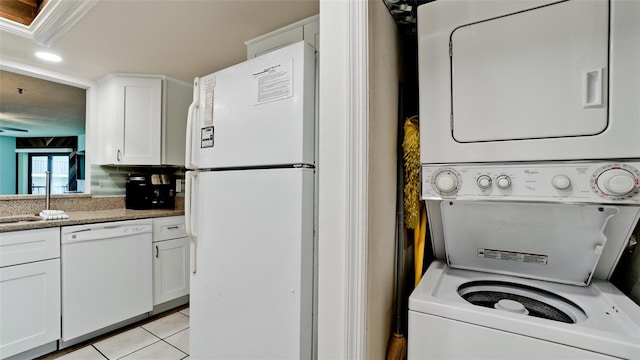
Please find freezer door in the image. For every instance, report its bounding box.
[189,168,314,359]
[188,41,316,169]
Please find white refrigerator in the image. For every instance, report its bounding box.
[185,42,316,359]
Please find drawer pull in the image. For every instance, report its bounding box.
[167,226,180,230]
[156,245,159,258]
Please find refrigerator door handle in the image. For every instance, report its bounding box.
[185,170,198,273]
[185,77,200,170]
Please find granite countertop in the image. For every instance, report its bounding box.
[0,208,185,232]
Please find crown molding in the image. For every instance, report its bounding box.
[0,0,97,46]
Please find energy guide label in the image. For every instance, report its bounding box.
[477,248,548,265]
[253,60,293,105]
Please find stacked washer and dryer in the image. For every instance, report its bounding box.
[409,0,640,359]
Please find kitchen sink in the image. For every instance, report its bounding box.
[0,215,42,224]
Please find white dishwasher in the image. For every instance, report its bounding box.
[61,219,153,343]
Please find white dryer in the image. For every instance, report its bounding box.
[418,0,640,163]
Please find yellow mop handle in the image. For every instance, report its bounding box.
[414,206,427,287]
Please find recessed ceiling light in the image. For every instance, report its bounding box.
[35,51,62,62]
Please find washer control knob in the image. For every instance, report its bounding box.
[551,175,571,190]
[597,169,637,196]
[495,175,512,189]
[434,171,458,193]
[476,175,492,189]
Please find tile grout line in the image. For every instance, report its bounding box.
[161,338,189,358]
[91,344,109,360]
[162,328,190,356]
[112,326,163,360]
[114,338,165,360]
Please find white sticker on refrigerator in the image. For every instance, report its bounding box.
[204,77,215,126]
[201,126,214,148]
[253,60,293,105]
[477,248,548,265]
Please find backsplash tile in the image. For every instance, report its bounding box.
[0,166,185,217]
[90,165,185,196]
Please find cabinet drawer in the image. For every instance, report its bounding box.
[153,216,187,241]
[0,228,60,267]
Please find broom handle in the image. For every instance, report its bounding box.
[394,157,405,334]
[393,88,406,335]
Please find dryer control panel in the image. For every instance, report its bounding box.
[422,161,640,203]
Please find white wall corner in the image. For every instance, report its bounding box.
[317,0,369,359]
[345,0,370,359]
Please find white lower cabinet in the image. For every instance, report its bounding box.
[153,237,190,305]
[0,228,60,360]
[153,216,189,306]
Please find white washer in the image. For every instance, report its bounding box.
[409,261,640,359]
[409,162,640,359]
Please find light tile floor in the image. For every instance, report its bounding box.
[43,307,190,360]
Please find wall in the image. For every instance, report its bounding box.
[366,0,401,358]
[317,1,349,357]
[0,136,17,194]
[612,225,640,305]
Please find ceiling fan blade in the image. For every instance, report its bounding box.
[0,126,28,132]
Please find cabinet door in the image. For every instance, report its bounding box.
[153,237,190,305]
[0,259,60,358]
[161,80,192,166]
[112,77,162,165]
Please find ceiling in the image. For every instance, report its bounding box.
[0,0,319,137]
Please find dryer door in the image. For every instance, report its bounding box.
[451,0,609,143]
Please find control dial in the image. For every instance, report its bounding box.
[495,175,512,189]
[433,170,459,194]
[596,168,637,196]
[551,175,571,190]
[476,175,492,189]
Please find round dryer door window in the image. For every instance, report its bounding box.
[458,281,587,324]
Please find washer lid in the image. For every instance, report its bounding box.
[441,201,619,285]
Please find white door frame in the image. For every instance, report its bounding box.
[317,0,369,359]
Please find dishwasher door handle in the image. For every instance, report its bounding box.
[62,225,152,244]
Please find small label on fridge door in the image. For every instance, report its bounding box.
[253,60,293,105]
[201,126,214,148]
[204,77,215,126]
[477,248,548,265]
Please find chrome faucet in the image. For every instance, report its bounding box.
[45,171,51,210]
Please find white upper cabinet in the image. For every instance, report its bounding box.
[98,74,192,166]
